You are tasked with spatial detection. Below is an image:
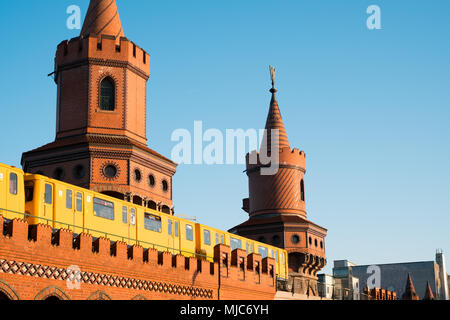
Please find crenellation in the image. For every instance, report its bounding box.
[74,233,93,254]
[0,214,275,300]
[112,241,128,260]
[128,245,143,261]
[159,251,172,268]
[144,248,158,265]
[11,219,27,244]
[173,254,185,269]
[56,229,73,249]
[55,36,150,78]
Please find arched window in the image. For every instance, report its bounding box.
[100,77,115,111]
[300,179,305,202]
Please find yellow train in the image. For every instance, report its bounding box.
[0,163,288,279]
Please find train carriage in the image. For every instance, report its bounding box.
[196,223,288,280]
[1,162,289,280]
[0,164,25,221]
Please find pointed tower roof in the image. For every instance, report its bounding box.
[402,273,420,300]
[423,281,435,300]
[81,0,125,38]
[261,66,291,154]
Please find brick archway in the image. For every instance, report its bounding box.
[0,280,20,300]
[34,285,70,300]
[131,294,147,300]
[87,291,111,300]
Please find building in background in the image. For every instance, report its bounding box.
[318,274,334,299]
[334,251,449,300]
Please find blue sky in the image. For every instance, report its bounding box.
[0,0,449,273]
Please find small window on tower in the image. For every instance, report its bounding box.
[300,179,305,202]
[100,77,115,111]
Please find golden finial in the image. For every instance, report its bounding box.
[269,65,277,94]
[269,65,276,89]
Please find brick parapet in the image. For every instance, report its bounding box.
[0,216,276,300]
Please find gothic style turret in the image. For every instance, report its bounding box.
[402,273,420,300]
[423,281,435,300]
[230,67,327,296]
[21,0,177,213]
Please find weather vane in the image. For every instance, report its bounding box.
[269,65,276,89]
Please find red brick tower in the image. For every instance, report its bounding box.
[21,0,177,213]
[230,67,327,296]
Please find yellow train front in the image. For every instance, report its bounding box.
[0,163,25,221]
[21,170,288,280]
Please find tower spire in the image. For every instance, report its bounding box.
[81,0,125,38]
[402,273,420,300]
[423,281,435,300]
[262,66,290,153]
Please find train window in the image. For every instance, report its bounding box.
[174,221,179,237]
[275,250,279,263]
[186,224,193,241]
[25,184,34,202]
[66,190,73,209]
[204,230,211,245]
[144,213,162,232]
[230,237,242,250]
[221,235,224,244]
[250,244,253,253]
[282,253,285,265]
[9,173,18,195]
[246,242,249,254]
[45,184,53,204]
[122,206,127,224]
[168,220,172,235]
[76,193,83,212]
[93,198,115,220]
[130,209,136,226]
[258,246,268,258]
[216,233,219,245]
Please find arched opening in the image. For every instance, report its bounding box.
[99,77,116,111]
[133,195,143,206]
[300,179,305,202]
[148,201,157,210]
[161,205,171,215]
[44,296,61,301]
[101,191,125,201]
[0,291,10,300]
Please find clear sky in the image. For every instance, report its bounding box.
[0,0,449,274]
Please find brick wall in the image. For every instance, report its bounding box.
[0,215,276,300]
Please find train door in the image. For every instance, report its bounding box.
[73,191,84,234]
[0,167,5,217]
[128,206,137,245]
[167,218,180,255]
[41,181,54,226]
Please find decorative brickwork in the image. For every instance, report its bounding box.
[230,71,327,297]
[21,0,177,211]
[0,215,276,300]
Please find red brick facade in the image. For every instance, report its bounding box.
[230,76,327,296]
[21,0,177,213]
[0,215,276,300]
